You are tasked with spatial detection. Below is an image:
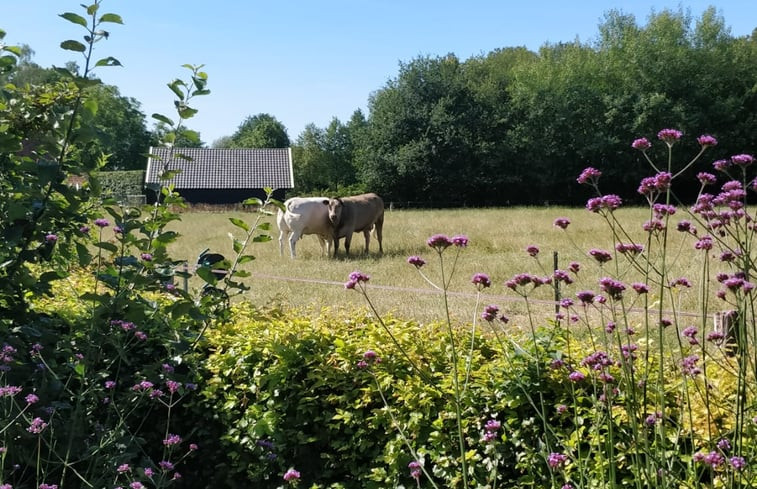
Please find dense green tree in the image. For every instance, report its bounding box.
[153,121,204,149]
[349,7,757,206]
[211,135,233,148]
[78,84,154,170]
[362,54,497,205]
[3,50,154,170]
[228,113,290,148]
[291,116,361,194]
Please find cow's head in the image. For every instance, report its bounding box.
[326,198,343,226]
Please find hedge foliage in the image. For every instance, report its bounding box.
[97,169,145,202]
[183,302,729,489]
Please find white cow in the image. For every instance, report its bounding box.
[277,197,333,258]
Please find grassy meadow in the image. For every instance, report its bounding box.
[159,205,712,329]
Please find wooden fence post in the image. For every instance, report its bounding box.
[713,310,740,356]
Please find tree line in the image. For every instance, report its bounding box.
[6,7,755,206]
[290,7,757,206]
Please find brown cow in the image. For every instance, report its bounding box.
[327,193,384,257]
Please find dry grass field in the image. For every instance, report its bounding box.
[157,205,713,329]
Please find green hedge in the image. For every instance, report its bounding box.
[184,304,573,488]
[97,170,145,203]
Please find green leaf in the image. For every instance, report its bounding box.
[74,362,86,377]
[79,292,109,304]
[178,106,198,119]
[243,197,263,206]
[60,40,87,52]
[94,56,122,67]
[195,266,217,284]
[155,231,179,243]
[229,217,249,232]
[258,222,271,231]
[252,235,272,243]
[232,270,251,278]
[99,13,124,24]
[0,56,16,70]
[76,242,93,266]
[168,80,185,100]
[59,12,88,27]
[93,242,119,253]
[151,113,174,126]
[237,255,255,265]
[232,239,243,253]
[82,97,99,117]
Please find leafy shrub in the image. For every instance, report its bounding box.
[98,170,146,203]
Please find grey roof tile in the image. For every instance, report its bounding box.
[145,147,294,189]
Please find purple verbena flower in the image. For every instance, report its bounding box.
[163,434,182,446]
[632,283,649,294]
[526,245,539,257]
[599,277,626,300]
[632,137,651,150]
[547,452,569,468]
[27,417,48,434]
[577,167,602,185]
[345,270,370,290]
[588,249,612,264]
[427,234,453,251]
[576,290,595,304]
[283,468,301,482]
[616,243,644,254]
[731,154,754,166]
[730,456,746,471]
[568,371,585,382]
[697,172,717,185]
[408,461,422,480]
[407,256,426,268]
[481,304,499,322]
[471,273,491,289]
[697,135,718,147]
[554,217,570,229]
[451,235,469,247]
[657,128,683,144]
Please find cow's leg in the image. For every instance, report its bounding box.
[325,237,333,257]
[344,233,352,256]
[332,235,340,257]
[363,229,371,253]
[288,230,302,258]
[315,235,327,256]
[375,219,384,254]
[278,229,288,256]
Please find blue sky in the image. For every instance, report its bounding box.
[4,1,755,146]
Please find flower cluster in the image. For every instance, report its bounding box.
[357,350,382,369]
[481,304,508,323]
[547,452,568,469]
[283,468,301,483]
[482,419,501,442]
[426,234,469,252]
[408,461,422,480]
[344,271,370,290]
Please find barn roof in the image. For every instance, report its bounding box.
[145,147,294,190]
